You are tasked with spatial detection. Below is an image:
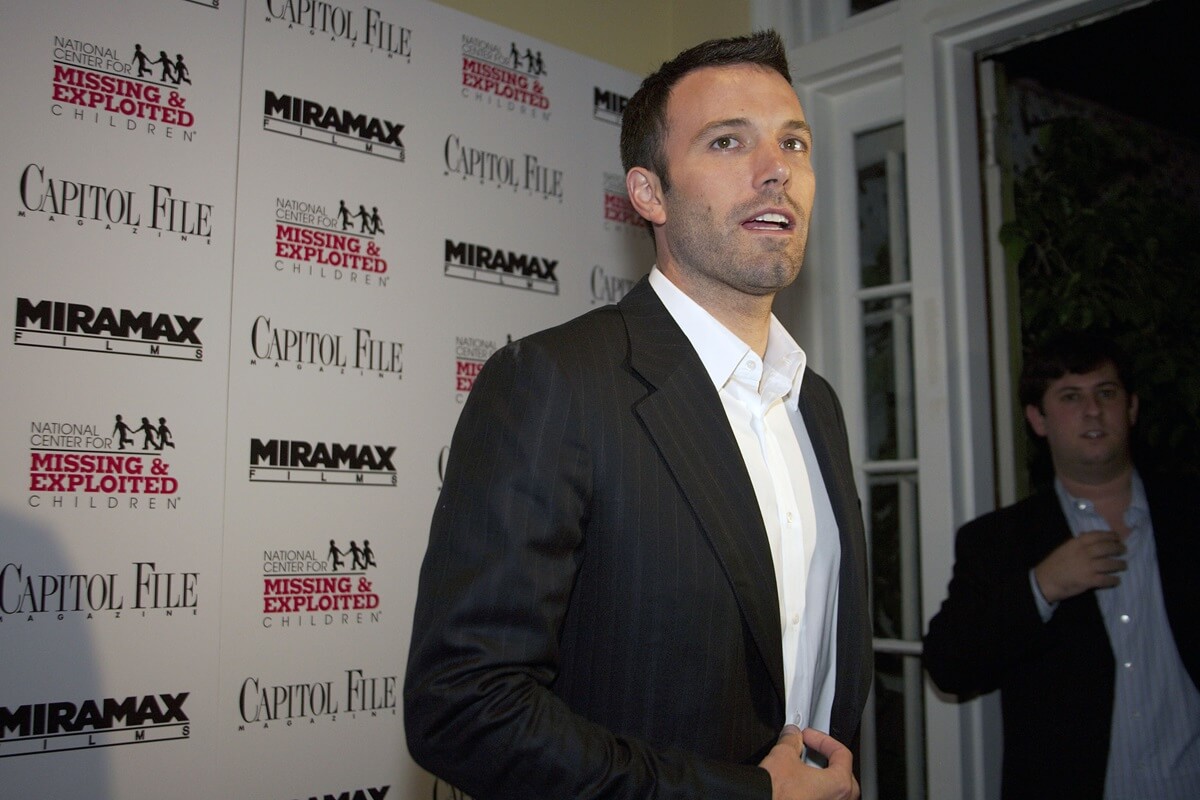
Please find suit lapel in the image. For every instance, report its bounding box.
[618,280,786,708]
[796,378,872,741]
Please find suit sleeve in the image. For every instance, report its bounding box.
[923,511,1053,697]
[403,339,772,800]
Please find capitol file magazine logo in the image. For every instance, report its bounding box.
[0,691,190,758]
[260,539,382,629]
[249,313,402,380]
[263,90,405,162]
[14,297,203,362]
[248,438,397,486]
[443,238,559,295]
[263,0,412,62]
[443,133,563,202]
[236,668,396,730]
[592,85,629,126]
[17,163,214,244]
[50,36,198,143]
[459,34,551,120]
[273,195,390,288]
[1,560,197,623]
[27,414,182,512]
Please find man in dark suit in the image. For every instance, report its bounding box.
[405,31,871,800]
[924,332,1200,799]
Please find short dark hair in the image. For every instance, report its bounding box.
[619,30,791,193]
[1018,331,1133,410]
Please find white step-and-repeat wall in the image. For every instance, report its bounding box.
[1,1,650,797]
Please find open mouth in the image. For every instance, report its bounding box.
[742,211,793,231]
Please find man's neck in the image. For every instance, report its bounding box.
[656,265,775,356]
[1057,466,1135,537]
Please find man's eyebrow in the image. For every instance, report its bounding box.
[691,118,812,145]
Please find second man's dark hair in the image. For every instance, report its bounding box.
[1018,330,1133,410]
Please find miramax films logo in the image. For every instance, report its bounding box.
[274,196,390,288]
[443,134,563,202]
[1,561,198,623]
[264,1,412,62]
[248,439,397,486]
[27,416,182,512]
[17,164,214,244]
[443,238,559,295]
[460,35,550,120]
[50,37,198,143]
[249,314,402,380]
[592,85,628,126]
[0,692,190,758]
[292,788,390,800]
[14,298,203,362]
[261,540,381,629]
[263,91,405,162]
[237,668,396,730]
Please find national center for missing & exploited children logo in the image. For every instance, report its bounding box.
[273,196,390,288]
[443,133,563,202]
[27,415,182,512]
[459,35,550,120]
[14,298,203,362]
[602,171,643,234]
[263,1,412,62]
[1,561,198,623]
[263,91,405,162]
[443,238,559,295]
[236,668,396,731]
[17,163,214,244]
[0,691,190,758]
[453,334,507,403]
[248,438,397,487]
[49,37,198,143]
[249,314,402,380]
[592,85,628,126]
[260,540,381,629]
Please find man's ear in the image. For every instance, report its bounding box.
[626,167,666,226]
[1024,404,1047,437]
[1127,393,1139,427]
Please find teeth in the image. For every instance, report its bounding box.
[754,213,788,225]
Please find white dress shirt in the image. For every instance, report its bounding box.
[649,267,841,737]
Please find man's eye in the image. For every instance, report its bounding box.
[711,136,738,150]
[783,138,809,152]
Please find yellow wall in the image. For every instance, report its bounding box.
[431,0,751,76]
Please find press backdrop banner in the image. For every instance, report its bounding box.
[0,1,649,797]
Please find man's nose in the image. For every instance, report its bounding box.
[755,146,790,189]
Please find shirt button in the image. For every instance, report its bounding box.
[746,360,757,371]
[791,613,800,625]
[1120,614,1131,624]
[786,512,795,524]
[1123,661,1133,670]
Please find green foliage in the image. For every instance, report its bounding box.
[1000,116,1200,481]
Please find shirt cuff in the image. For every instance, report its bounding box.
[1029,568,1057,622]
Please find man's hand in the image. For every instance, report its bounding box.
[1033,530,1126,604]
[759,725,858,800]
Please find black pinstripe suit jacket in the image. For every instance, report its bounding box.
[405,277,872,799]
